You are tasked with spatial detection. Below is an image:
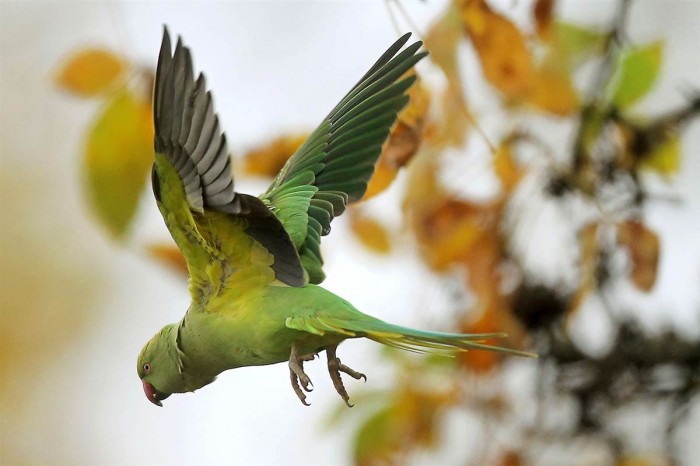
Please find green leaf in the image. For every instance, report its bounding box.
[353,406,400,464]
[608,41,664,108]
[84,89,153,239]
[552,21,606,68]
[640,133,680,175]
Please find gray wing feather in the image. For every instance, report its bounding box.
[153,27,305,286]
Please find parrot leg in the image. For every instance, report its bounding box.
[326,344,367,407]
[289,342,315,406]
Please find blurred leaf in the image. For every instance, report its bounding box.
[533,0,556,41]
[433,82,471,148]
[616,455,669,466]
[55,48,126,97]
[242,133,307,178]
[353,384,456,465]
[424,2,471,148]
[353,406,402,466]
[608,41,664,108]
[493,138,524,193]
[527,20,594,115]
[363,160,399,202]
[414,198,494,270]
[497,451,525,466]
[552,21,606,68]
[640,133,680,175]
[569,222,600,316]
[424,0,463,81]
[460,0,534,98]
[364,75,429,200]
[403,150,443,210]
[0,171,101,426]
[349,210,392,254]
[527,59,579,115]
[147,243,188,276]
[84,89,153,239]
[617,220,659,292]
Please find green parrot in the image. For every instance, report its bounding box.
[138,28,534,408]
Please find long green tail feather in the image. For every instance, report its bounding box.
[286,315,537,358]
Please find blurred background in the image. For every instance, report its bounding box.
[1,1,699,465]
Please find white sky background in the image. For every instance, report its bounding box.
[1,1,699,465]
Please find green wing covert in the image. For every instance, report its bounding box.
[262,34,427,283]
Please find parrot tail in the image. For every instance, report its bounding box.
[365,325,537,358]
[286,315,537,358]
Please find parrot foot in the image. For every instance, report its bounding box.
[326,345,366,408]
[289,342,314,406]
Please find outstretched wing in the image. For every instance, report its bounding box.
[262,33,427,283]
[152,28,306,302]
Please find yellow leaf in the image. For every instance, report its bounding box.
[616,455,669,466]
[414,198,496,270]
[364,158,399,201]
[56,48,126,97]
[242,133,307,178]
[433,81,471,148]
[424,2,471,149]
[617,220,659,292]
[349,210,392,254]
[526,60,579,115]
[460,0,534,99]
[396,75,430,132]
[364,75,429,200]
[640,134,680,175]
[424,0,464,80]
[146,243,188,276]
[493,139,523,192]
[84,89,153,238]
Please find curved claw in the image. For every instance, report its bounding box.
[326,344,366,407]
[289,342,315,406]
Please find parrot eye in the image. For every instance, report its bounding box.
[143,363,152,373]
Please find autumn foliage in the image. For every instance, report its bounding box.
[57,1,699,464]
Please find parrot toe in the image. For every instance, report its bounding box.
[326,344,366,408]
[289,342,315,405]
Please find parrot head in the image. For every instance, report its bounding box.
[137,323,185,407]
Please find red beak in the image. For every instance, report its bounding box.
[142,380,163,407]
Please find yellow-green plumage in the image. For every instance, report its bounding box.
[137,28,534,408]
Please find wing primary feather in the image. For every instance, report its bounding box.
[183,76,209,154]
[331,50,425,124]
[351,32,412,92]
[190,97,218,164]
[170,38,187,143]
[153,29,305,287]
[260,35,427,284]
[154,27,172,144]
[201,135,230,187]
[177,48,196,147]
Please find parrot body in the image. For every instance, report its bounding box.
[138,29,534,407]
